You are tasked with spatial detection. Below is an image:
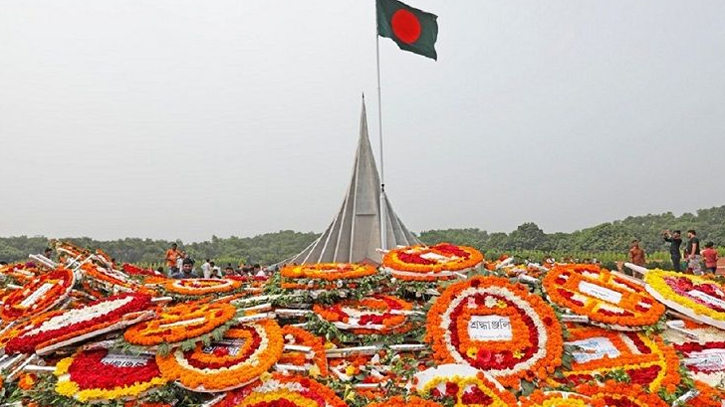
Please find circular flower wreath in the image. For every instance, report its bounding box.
[5,293,152,355]
[280,326,328,377]
[645,269,725,329]
[412,365,516,407]
[313,295,413,334]
[0,267,75,320]
[281,263,377,282]
[163,278,242,296]
[426,276,563,388]
[382,243,484,281]
[54,348,167,402]
[366,396,444,407]
[543,264,664,329]
[156,319,284,392]
[663,319,725,388]
[124,301,237,346]
[219,374,347,407]
[519,391,600,407]
[556,325,680,392]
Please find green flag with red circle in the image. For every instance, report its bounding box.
[377,0,438,60]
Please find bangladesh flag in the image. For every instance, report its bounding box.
[377,0,438,60]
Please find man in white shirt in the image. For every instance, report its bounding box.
[201,259,212,279]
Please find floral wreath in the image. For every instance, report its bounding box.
[219,374,347,407]
[663,319,725,388]
[124,301,238,347]
[313,295,413,334]
[519,391,600,407]
[156,319,284,392]
[281,263,377,282]
[54,348,167,402]
[426,276,563,388]
[645,269,725,329]
[0,267,75,321]
[574,381,669,407]
[366,396,444,407]
[163,278,243,296]
[543,264,664,329]
[280,326,328,377]
[0,262,40,283]
[382,243,483,281]
[556,325,680,392]
[80,263,136,291]
[122,263,164,277]
[412,365,516,407]
[5,293,152,355]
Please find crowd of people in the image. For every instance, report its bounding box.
[627,229,720,275]
[163,243,273,279]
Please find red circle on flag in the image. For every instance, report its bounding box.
[391,9,421,44]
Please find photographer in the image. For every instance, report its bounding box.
[662,230,683,272]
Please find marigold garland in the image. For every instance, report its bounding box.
[426,276,563,388]
[313,295,413,334]
[412,367,516,407]
[575,381,669,407]
[645,269,725,328]
[543,264,664,328]
[53,348,167,402]
[124,301,237,346]
[281,263,377,281]
[559,325,680,392]
[519,391,600,407]
[5,293,152,354]
[382,243,484,281]
[0,267,75,320]
[280,326,328,376]
[156,319,284,391]
[220,374,347,407]
[163,278,242,296]
[365,396,444,407]
[80,263,136,291]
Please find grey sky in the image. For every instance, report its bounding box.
[1,0,724,242]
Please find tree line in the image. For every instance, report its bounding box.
[1,205,723,265]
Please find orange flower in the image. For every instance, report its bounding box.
[576,380,668,407]
[0,267,75,320]
[163,278,242,296]
[519,390,598,407]
[382,243,483,281]
[124,301,237,346]
[556,325,680,392]
[426,276,563,388]
[281,263,377,281]
[281,326,329,376]
[543,264,665,327]
[313,295,413,334]
[18,373,37,390]
[366,396,444,407]
[156,319,284,391]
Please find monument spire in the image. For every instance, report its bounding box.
[288,98,418,264]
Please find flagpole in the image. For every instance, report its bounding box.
[375,4,388,252]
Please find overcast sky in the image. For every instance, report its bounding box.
[1,0,724,242]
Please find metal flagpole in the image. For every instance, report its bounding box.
[375,4,388,252]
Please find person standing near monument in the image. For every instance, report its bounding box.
[702,242,719,274]
[663,230,683,272]
[685,230,702,275]
[165,243,182,275]
[629,240,646,267]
